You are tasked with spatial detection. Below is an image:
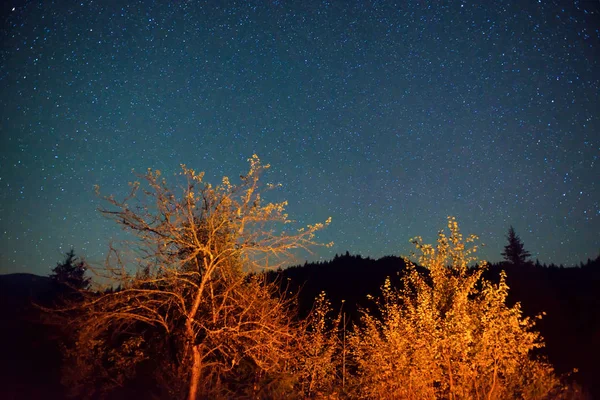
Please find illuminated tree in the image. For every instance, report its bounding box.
[294,292,343,398]
[59,155,331,399]
[350,217,562,399]
[502,226,532,266]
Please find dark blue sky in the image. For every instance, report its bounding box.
[1,0,599,275]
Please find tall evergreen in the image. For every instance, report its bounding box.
[501,226,532,266]
[50,248,91,291]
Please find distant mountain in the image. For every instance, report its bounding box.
[0,273,54,308]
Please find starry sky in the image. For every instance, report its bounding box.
[1,0,599,276]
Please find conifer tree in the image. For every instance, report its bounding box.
[502,226,532,266]
[50,248,91,291]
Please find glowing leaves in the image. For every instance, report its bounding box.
[350,217,561,399]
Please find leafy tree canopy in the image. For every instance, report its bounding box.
[349,217,562,399]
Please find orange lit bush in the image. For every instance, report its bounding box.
[349,217,563,399]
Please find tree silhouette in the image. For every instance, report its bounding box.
[50,248,90,291]
[501,226,532,266]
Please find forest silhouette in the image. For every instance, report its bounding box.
[0,158,598,399]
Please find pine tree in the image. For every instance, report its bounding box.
[501,226,532,266]
[50,248,91,291]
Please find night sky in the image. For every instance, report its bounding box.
[1,1,599,276]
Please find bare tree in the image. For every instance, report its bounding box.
[61,155,331,399]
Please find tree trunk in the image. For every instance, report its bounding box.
[447,356,455,400]
[187,262,210,400]
[188,345,201,400]
[487,360,498,400]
